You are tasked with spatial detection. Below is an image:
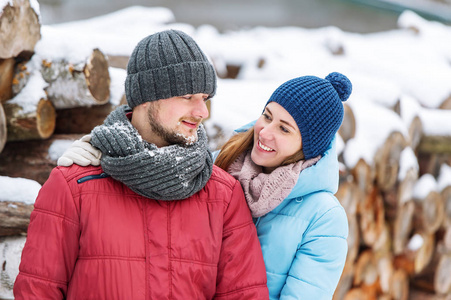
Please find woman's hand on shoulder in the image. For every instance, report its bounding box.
[57,134,102,167]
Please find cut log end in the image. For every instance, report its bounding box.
[84,48,110,104]
[339,103,356,143]
[414,191,445,234]
[439,94,451,110]
[37,98,57,139]
[0,102,6,152]
[0,58,15,101]
[5,98,56,141]
[0,1,41,59]
[375,131,407,192]
[434,254,451,294]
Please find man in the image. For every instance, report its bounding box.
[14,30,269,299]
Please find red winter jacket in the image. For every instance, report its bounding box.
[14,165,269,299]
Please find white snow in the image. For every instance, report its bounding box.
[0,176,41,205]
[438,164,451,192]
[2,3,451,223]
[398,147,419,181]
[0,237,27,297]
[413,173,438,199]
[8,69,47,114]
[407,233,424,251]
[0,0,40,21]
[48,140,76,161]
[0,0,12,9]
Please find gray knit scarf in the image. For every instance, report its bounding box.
[90,105,213,200]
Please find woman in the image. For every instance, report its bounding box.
[58,72,351,300]
[214,72,350,299]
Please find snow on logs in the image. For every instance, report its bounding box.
[0,0,113,150]
[334,95,451,299]
[4,69,55,142]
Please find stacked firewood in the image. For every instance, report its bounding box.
[333,95,451,299]
[1,1,451,299]
[0,0,118,183]
[0,1,124,295]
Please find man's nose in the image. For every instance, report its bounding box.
[192,94,209,119]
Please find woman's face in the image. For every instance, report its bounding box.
[251,102,303,173]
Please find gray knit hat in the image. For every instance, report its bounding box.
[125,30,217,108]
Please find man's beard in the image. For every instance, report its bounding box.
[147,103,200,146]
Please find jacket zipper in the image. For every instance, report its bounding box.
[77,173,109,184]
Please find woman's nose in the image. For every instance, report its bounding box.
[259,124,274,140]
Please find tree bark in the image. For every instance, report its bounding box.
[0,0,41,59]
[413,191,444,235]
[0,102,6,153]
[54,102,115,134]
[419,136,451,154]
[0,201,33,236]
[439,95,451,110]
[333,262,355,300]
[339,103,356,143]
[394,232,435,276]
[0,134,83,184]
[389,269,409,300]
[443,186,451,227]
[374,131,407,192]
[353,250,379,288]
[359,186,385,247]
[434,253,451,295]
[0,58,15,101]
[350,158,375,194]
[407,115,423,150]
[3,97,56,141]
[39,48,110,108]
[393,201,415,255]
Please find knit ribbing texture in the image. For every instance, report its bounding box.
[267,72,352,159]
[90,105,213,201]
[229,151,321,218]
[125,30,217,108]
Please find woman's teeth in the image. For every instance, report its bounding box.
[259,140,274,152]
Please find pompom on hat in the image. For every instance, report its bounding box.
[125,30,217,108]
[266,72,352,159]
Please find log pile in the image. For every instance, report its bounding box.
[0,0,120,175]
[332,99,451,300]
[0,2,123,296]
[1,1,451,299]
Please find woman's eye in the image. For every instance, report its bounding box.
[281,126,289,133]
[263,113,271,120]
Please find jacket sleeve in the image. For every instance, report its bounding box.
[280,203,348,300]
[214,181,269,299]
[14,167,81,299]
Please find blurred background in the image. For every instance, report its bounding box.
[38,0,451,32]
[2,0,451,299]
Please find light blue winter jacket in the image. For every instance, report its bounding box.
[213,123,348,300]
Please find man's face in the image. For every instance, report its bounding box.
[145,93,210,147]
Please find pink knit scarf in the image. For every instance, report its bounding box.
[228,151,321,218]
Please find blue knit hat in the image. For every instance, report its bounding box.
[266,72,352,159]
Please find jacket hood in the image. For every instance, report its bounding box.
[234,120,339,199]
[285,137,339,199]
